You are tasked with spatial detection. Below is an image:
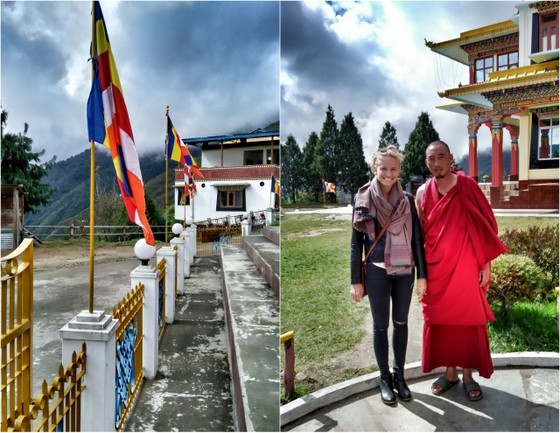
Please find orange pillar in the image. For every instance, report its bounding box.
[467,124,478,181]
[490,117,504,207]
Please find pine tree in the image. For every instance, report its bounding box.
[401,112,440,187]
[315,105,339,203]
[281,134,303,204]
[339,112,369,199]
[315,105,339,183]
[1,110,56,214]
[378,121,399,150]
[301,132,322,202]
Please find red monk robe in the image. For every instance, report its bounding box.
[421,171,508,378]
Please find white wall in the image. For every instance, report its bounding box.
[174,178,275,223]
[517,4,534,67]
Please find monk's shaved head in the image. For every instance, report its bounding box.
[426,140,451,157]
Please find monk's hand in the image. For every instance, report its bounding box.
[350,284,364,302]
[479,262,491,287]
[416,278,427,298]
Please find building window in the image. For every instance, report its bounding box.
[216,188,246,212]
[177,190,190,206]
[266,149,280,165]
[497,51,519,71]
[244,150,264,165]
[538,117,559,160]
[540,12,558,52]
[475,56,493,82]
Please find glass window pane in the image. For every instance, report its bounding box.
[510,52,518,63]
[498,54,507,66]
[485,57,493,67]
[476,70,484,82]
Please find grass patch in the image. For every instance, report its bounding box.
[489,301,559,353]
[495,216,558,235]
[280,214,368,364]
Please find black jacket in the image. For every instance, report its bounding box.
[350,192,427,284]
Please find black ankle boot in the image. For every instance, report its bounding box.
[379,374,396,405]
[393,372,412,401]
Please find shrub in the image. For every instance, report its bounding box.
[500,225,559,290]
[488,254,548,311]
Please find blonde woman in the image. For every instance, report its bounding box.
[350,145,427,405]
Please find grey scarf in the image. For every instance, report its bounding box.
[353,178,414,274]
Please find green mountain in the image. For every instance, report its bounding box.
[456,148,511,181]
[25,121,279,227]
[25,148,172,227]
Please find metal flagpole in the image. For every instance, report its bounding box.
[270,174,273,208]
[165,105,169,244]
[88,1,97,314]
[183,170,187,228]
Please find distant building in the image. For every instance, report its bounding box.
[173,129,280,223]
[1,184,25,251]
[425,0,558,208]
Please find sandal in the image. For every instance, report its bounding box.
[463,380,484,401]
[431,375,460,396]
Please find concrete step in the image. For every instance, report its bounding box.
[262,226,280,245]
[241,233,280,297]
[220,244,280,432]
[126,257,235,432]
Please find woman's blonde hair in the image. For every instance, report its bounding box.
[371,144,404,171]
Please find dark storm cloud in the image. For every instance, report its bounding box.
[1,1,279,163]
[280,0,519,159]
[281,1,401,146]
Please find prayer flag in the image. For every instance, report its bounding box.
[167,115,184,162]
[167,114,205,179]
[271,176,280,195]
[86,1,154,246]
[323,180,336,194]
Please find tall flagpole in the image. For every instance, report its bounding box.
[183,170,187,228]
[165,105,170,244]
[88,1,97,314]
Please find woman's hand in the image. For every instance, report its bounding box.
[416,278,427,298]
[350,283,364,302]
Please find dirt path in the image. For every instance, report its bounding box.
[32,242,158,270]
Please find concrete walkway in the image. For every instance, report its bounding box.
[125,256,235,432]
[282,356,559,432]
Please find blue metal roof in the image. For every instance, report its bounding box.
[182,129,279,145]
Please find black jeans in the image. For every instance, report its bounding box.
[364,263,414,377]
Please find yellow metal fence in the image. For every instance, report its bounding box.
[113,283,144,431]
[196,226,242,256]
[156,259,166,340]
[2,239,86,431]
[1,239,34,431]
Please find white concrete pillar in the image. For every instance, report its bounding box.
[185,229,194,266]
[170,237,185,295]
[193,225,197,259]
[180,230,191,278]
[130,264,159,379]
[241,219,251,236]
[157,246,177,324]
[265,207,274,226]
[60,311,118,432]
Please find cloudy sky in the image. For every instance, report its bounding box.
[281,0,519,160]
[1,0,280,163]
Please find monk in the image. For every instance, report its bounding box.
[415,140,508,402]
